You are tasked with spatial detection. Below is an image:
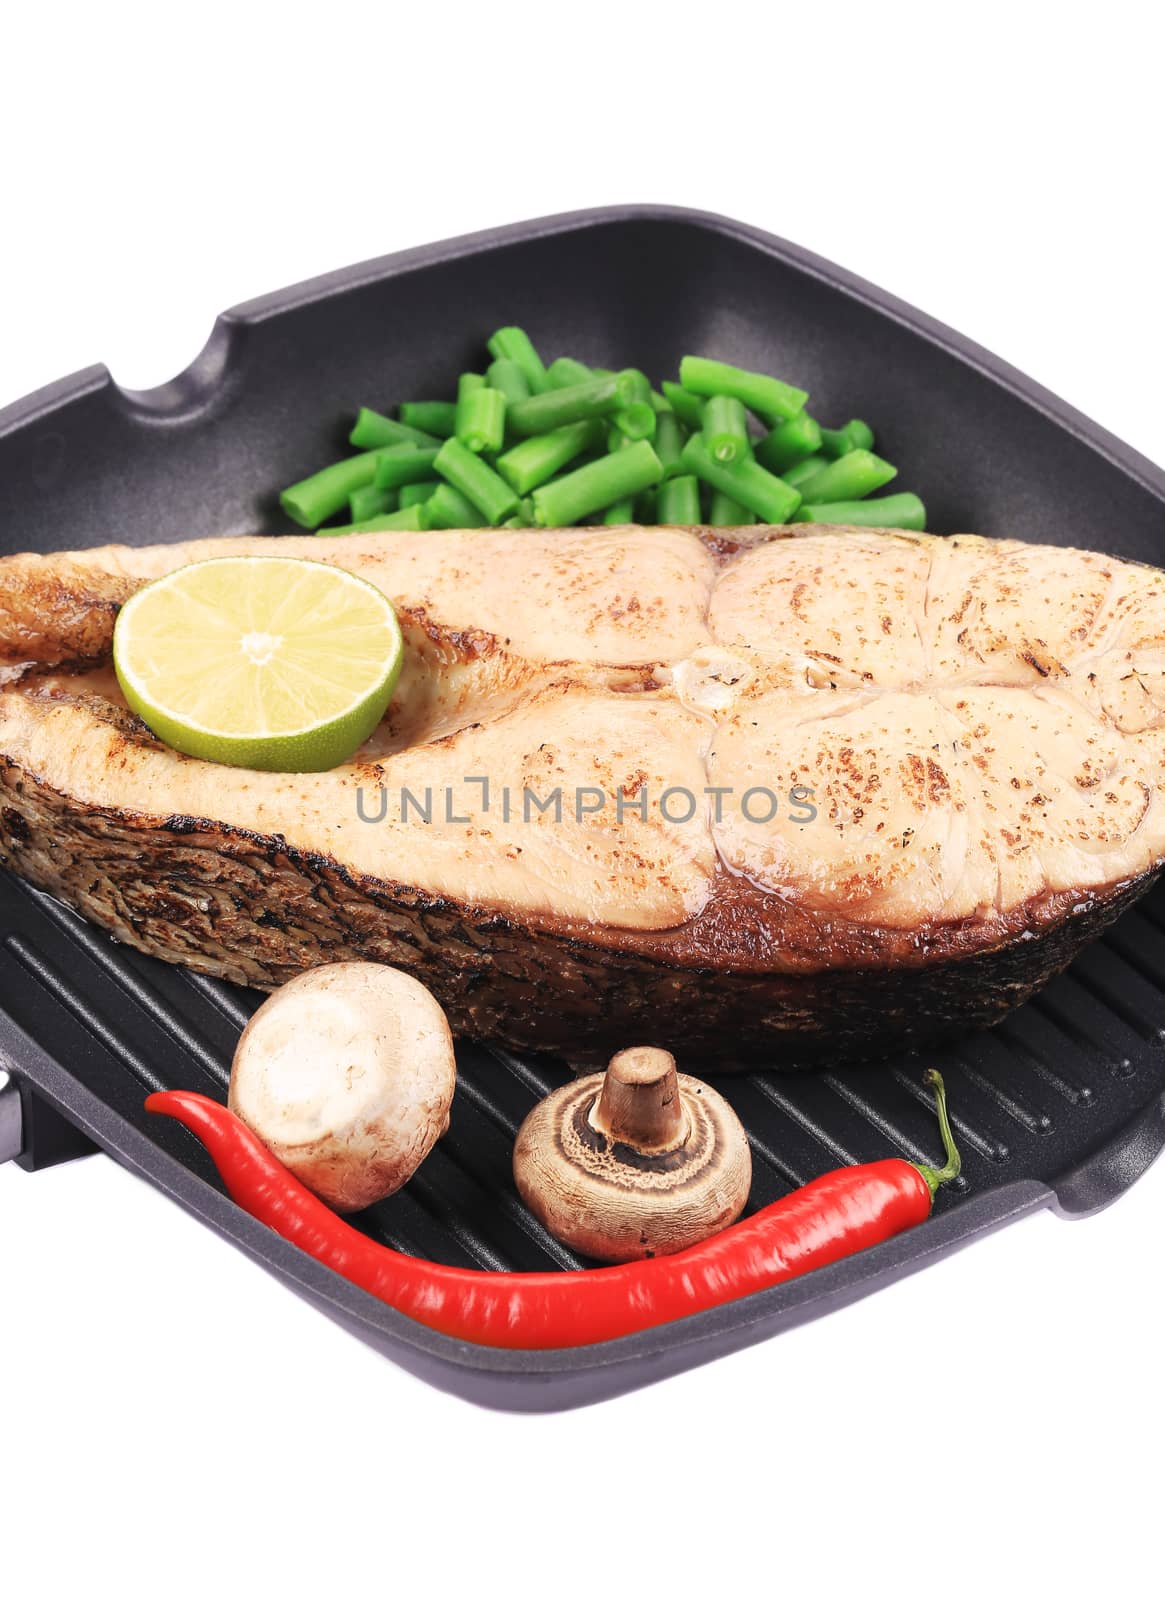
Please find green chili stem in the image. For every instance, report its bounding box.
[914,1070,962,1201]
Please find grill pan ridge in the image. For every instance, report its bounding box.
[1,205,1164,1410]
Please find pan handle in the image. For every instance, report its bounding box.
[0,1055,95,1172]
[0,1070,23,1164]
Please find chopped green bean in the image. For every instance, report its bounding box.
[620,369,652,406]
[660,381,705,430]
[486,327,549,394]
[612,402,657,441]
[708,490,756,527]
[290,334,922,535]
[399,401,457,438]
[348,483,398,522]
[434,436,520,525]
[486,359,531,404]
[315,503,426,537]
[456,384,506,454]
[782,454,830,490]
[374,503,427,532]
[372,445,442,490]
[531,440,663,527]
[423,483,488,530]
[507,370,648,437]
[799,450,897,504]
[454,373,486,444]
[702,395,751,464]
[496,420,602,495]
[656,473,701,525]
[819,419,875,459]
[281,448,396,529]
[349,407,440,450]
[679,355,808,424]
[756,412,823,475]
[793,492,926,531]
[398,480,440,508]
[547,356,594,389]
[681,435,801,524]
[653,410,687,478]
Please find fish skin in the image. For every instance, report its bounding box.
[1,523,1163,1070]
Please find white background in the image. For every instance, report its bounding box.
[2,6,1162,1596]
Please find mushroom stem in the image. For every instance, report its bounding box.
[590,1047,689,1154]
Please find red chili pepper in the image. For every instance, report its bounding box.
[145,1069,960,1351]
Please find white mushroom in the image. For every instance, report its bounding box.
[228,963,456,1212]
[513,1046,752,1261]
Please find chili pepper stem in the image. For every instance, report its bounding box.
[914,1069,961,1202]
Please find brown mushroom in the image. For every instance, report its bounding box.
[512,1046,752,1261]
[229,963,456,1212]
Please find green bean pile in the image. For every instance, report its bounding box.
[280,330,926,535]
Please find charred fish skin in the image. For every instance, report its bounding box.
[1,523,1164,1071]
[0,755,1154,1069]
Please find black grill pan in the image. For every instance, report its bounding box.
[1,205,1163,1411]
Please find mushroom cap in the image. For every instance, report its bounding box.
[513,1047,752,1261]
[229,962,456,1212]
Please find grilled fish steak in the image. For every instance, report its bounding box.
[2,525,1164,1069]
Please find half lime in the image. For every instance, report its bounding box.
[113,555,403,772]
